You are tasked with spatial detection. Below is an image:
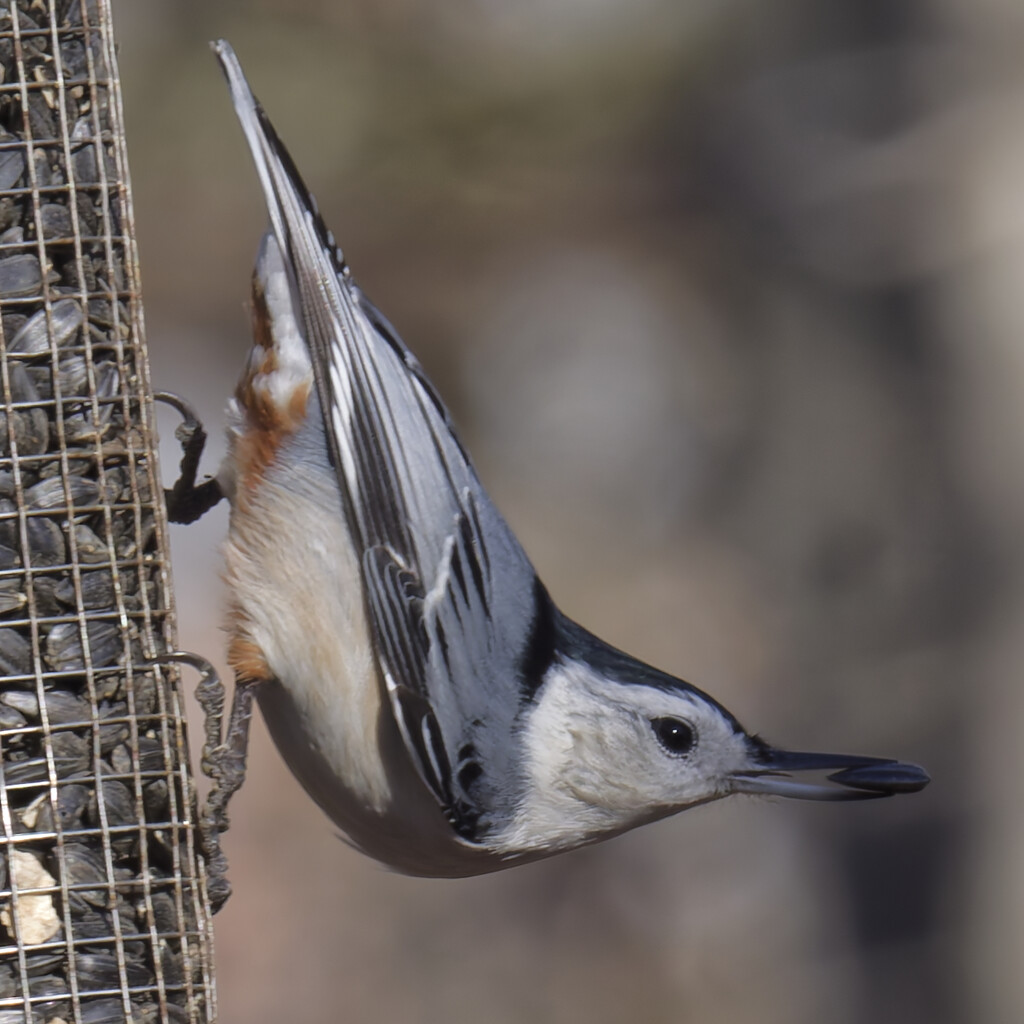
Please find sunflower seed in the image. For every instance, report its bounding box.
[0,134,25,190]
[26,475,100,511]
[73,951,153,991]
[0,254,42,298]
[26,972,70,1019]
[33,782,90,833]
[0,406,49,457]
[1,691,38,717]
[8,298,83,356]
[0,704,26,729]
[0,578,25,613]
[40,202,73,241]
[79,998,128,1024]
[0,626,32,674]
[54,569,114,610]
[57,843,108,910]
[142,892,179,936]
[58,354,87,396]
[142,780,168,821]
[7,361,39,402]
[72,522,109,563]
[45,620,121,671]
[87,780,136,831]
[22,950,64,978]
[29,575,62,617]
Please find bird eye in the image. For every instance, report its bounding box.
[651,717,695,756]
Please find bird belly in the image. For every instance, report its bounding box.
[222,447,501,877]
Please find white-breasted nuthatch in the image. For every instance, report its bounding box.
[171,41,929,902]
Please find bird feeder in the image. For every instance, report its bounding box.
[0,1,216,1022]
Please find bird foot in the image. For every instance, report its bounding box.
[155,391,224,524]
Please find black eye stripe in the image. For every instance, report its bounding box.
[651,717,695,756]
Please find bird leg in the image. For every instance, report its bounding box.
[155,391,224,524]
[144,652,259,912]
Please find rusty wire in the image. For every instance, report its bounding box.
[0,1,216,1022]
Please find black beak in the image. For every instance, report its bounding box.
[731,747,931,800]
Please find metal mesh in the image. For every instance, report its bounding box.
[0,1,216,1022]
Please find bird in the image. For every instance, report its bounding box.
[186,40,929,891]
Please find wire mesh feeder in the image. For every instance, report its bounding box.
[0,1,216,1023]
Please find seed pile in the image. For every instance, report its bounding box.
[0,2,212,1023]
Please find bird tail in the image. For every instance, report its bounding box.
[212,39,361,491]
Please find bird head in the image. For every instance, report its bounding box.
[501,619,929,855]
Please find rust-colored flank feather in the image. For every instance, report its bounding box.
[230,272,311,505]
[227,631,274,685]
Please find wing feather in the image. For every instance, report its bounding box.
[215,41,545,838]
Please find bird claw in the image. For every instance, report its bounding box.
[155,391,224,524]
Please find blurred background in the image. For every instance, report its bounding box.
[110,1,1021,1022]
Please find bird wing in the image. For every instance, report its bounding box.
[215,41,554,839]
